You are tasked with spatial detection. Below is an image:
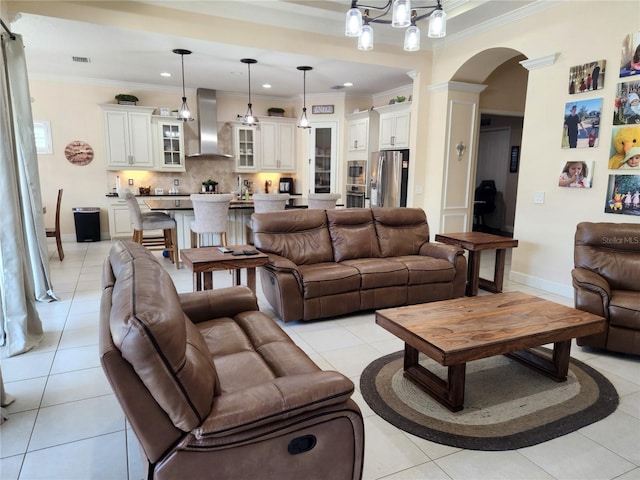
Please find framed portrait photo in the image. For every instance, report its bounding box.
[561,98,602,149]
[568,60,605,94]
[619,31,640,78]
[558,159,594,188]
[614,79,640,125]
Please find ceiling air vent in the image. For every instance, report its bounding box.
[72,56,90,63]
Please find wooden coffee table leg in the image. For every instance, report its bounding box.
[246,267,256,293]
[203,272,213,290]
[506,340,571,381]
[466,251,481,296]
[403,344,466,412]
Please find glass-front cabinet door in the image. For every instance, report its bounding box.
[233,124,257,171]
[160,123,182,167]
[151,116,185,171]
[308,122,337,194]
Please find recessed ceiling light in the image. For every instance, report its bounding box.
[262,84,272,89]
[343,82,353,87]
[160,72,171,77]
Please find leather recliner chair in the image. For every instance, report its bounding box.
[572,222,640,355]
[99,240,364,479]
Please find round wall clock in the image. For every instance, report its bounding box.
[65,141,94,166]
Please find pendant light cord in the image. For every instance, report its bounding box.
[180,53,187,100]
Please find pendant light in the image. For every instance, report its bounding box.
[297,66,312,129]
[172,49,194,122]
[241,58,258,126]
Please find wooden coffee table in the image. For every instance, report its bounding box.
[375,292,605,412]
[435,231,518,296]
[180,246,268,293]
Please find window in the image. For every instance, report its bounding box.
[33,120,53,154]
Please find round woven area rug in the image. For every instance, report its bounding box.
[360,347,618,451]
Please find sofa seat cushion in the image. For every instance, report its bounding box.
[342,258,408,289]
[609,290,640,330]
[389,255,456,285]
[199,311,321,394]
[298,263,361,299]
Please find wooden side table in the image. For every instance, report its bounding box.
[434,232,518,296]
[180,246,268,293]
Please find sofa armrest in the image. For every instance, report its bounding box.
[264,252,299,272]
[571,268,610,318]
[420,242,465,264]
[178,286,259,324]
[192,371,354,440]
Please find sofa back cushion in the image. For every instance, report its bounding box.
[575,222,640,291]
[252,209,334,265]
[372,207,430,257]
[327,209,381,262]
[108,241,218,432]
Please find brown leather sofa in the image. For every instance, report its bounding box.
[252,207,467,322]
[572,222,640,355]
[99,240,364,480]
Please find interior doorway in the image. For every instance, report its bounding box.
[474,115,523,235]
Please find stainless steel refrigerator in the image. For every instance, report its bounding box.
[369,150,409,207]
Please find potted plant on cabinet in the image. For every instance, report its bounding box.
[115,94,139,105]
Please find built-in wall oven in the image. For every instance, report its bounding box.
[346,160,366,208]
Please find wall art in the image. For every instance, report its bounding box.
[605,174,640,215]
[561,98,602,149]
[568,60,605,94]
[619,31,640,78]
[609,125,640,168]
[614,79,640,125]
[558,160,594,188]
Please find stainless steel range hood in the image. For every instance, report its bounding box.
[186,88,233,159]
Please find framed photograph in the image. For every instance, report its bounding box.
[609,125,640,169]
[619,31,640,78]
[509,146,520,173]
[558,160,594,188]
[33,120,53,154]
[614,79,640,125]
[561,98,602,149]
[568,60,605,94]
[604,174,640,215]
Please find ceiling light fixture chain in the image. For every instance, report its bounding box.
[297,66,312,130]
[345,0,446,52]
[172,48,194,122]
[241,58,258,126]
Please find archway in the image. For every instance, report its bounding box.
[450,48,529,235]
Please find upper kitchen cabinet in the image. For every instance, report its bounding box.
[260,117,296,172]
[101,104,155,170]
[152,116,185,172]
[232,123,258,172]
[376,102,411,150]
[346,110,379,159]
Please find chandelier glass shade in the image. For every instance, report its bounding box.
[241,58,258,126]
[172,49,194,122]
[297,66,312,129]
[345,0,446,52]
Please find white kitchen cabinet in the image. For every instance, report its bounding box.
[232,124,258,172]
[101,104,155,170]
[260,118,296,172]
[347,117,368,152]
[376,102,411,149]
[308,122,338,194]
[152,116,185,172]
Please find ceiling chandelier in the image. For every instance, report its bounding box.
[297,66,312,129]
[345,0,446,52]
[241,58,258,126]
[172,49,194,122]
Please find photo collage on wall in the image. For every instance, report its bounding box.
[605,31,640,216]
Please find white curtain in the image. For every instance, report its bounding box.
[0,31,56,358]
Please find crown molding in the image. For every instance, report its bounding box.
[427,81,487,94]
[520,53,560,71]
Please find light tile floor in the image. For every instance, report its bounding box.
[1,240,639,480]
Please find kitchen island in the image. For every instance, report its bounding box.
[143,197,310,259]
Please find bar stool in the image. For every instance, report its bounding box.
[252,193,290,213]
[123,192,179,268]
[308,193,341,210]
[189,194,234,247]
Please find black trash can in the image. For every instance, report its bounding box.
[73,207,100,242]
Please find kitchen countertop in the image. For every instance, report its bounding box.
[144,198,312,210]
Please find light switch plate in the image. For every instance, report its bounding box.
[534,191,545,204]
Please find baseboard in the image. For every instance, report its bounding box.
[509,270,573,298]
